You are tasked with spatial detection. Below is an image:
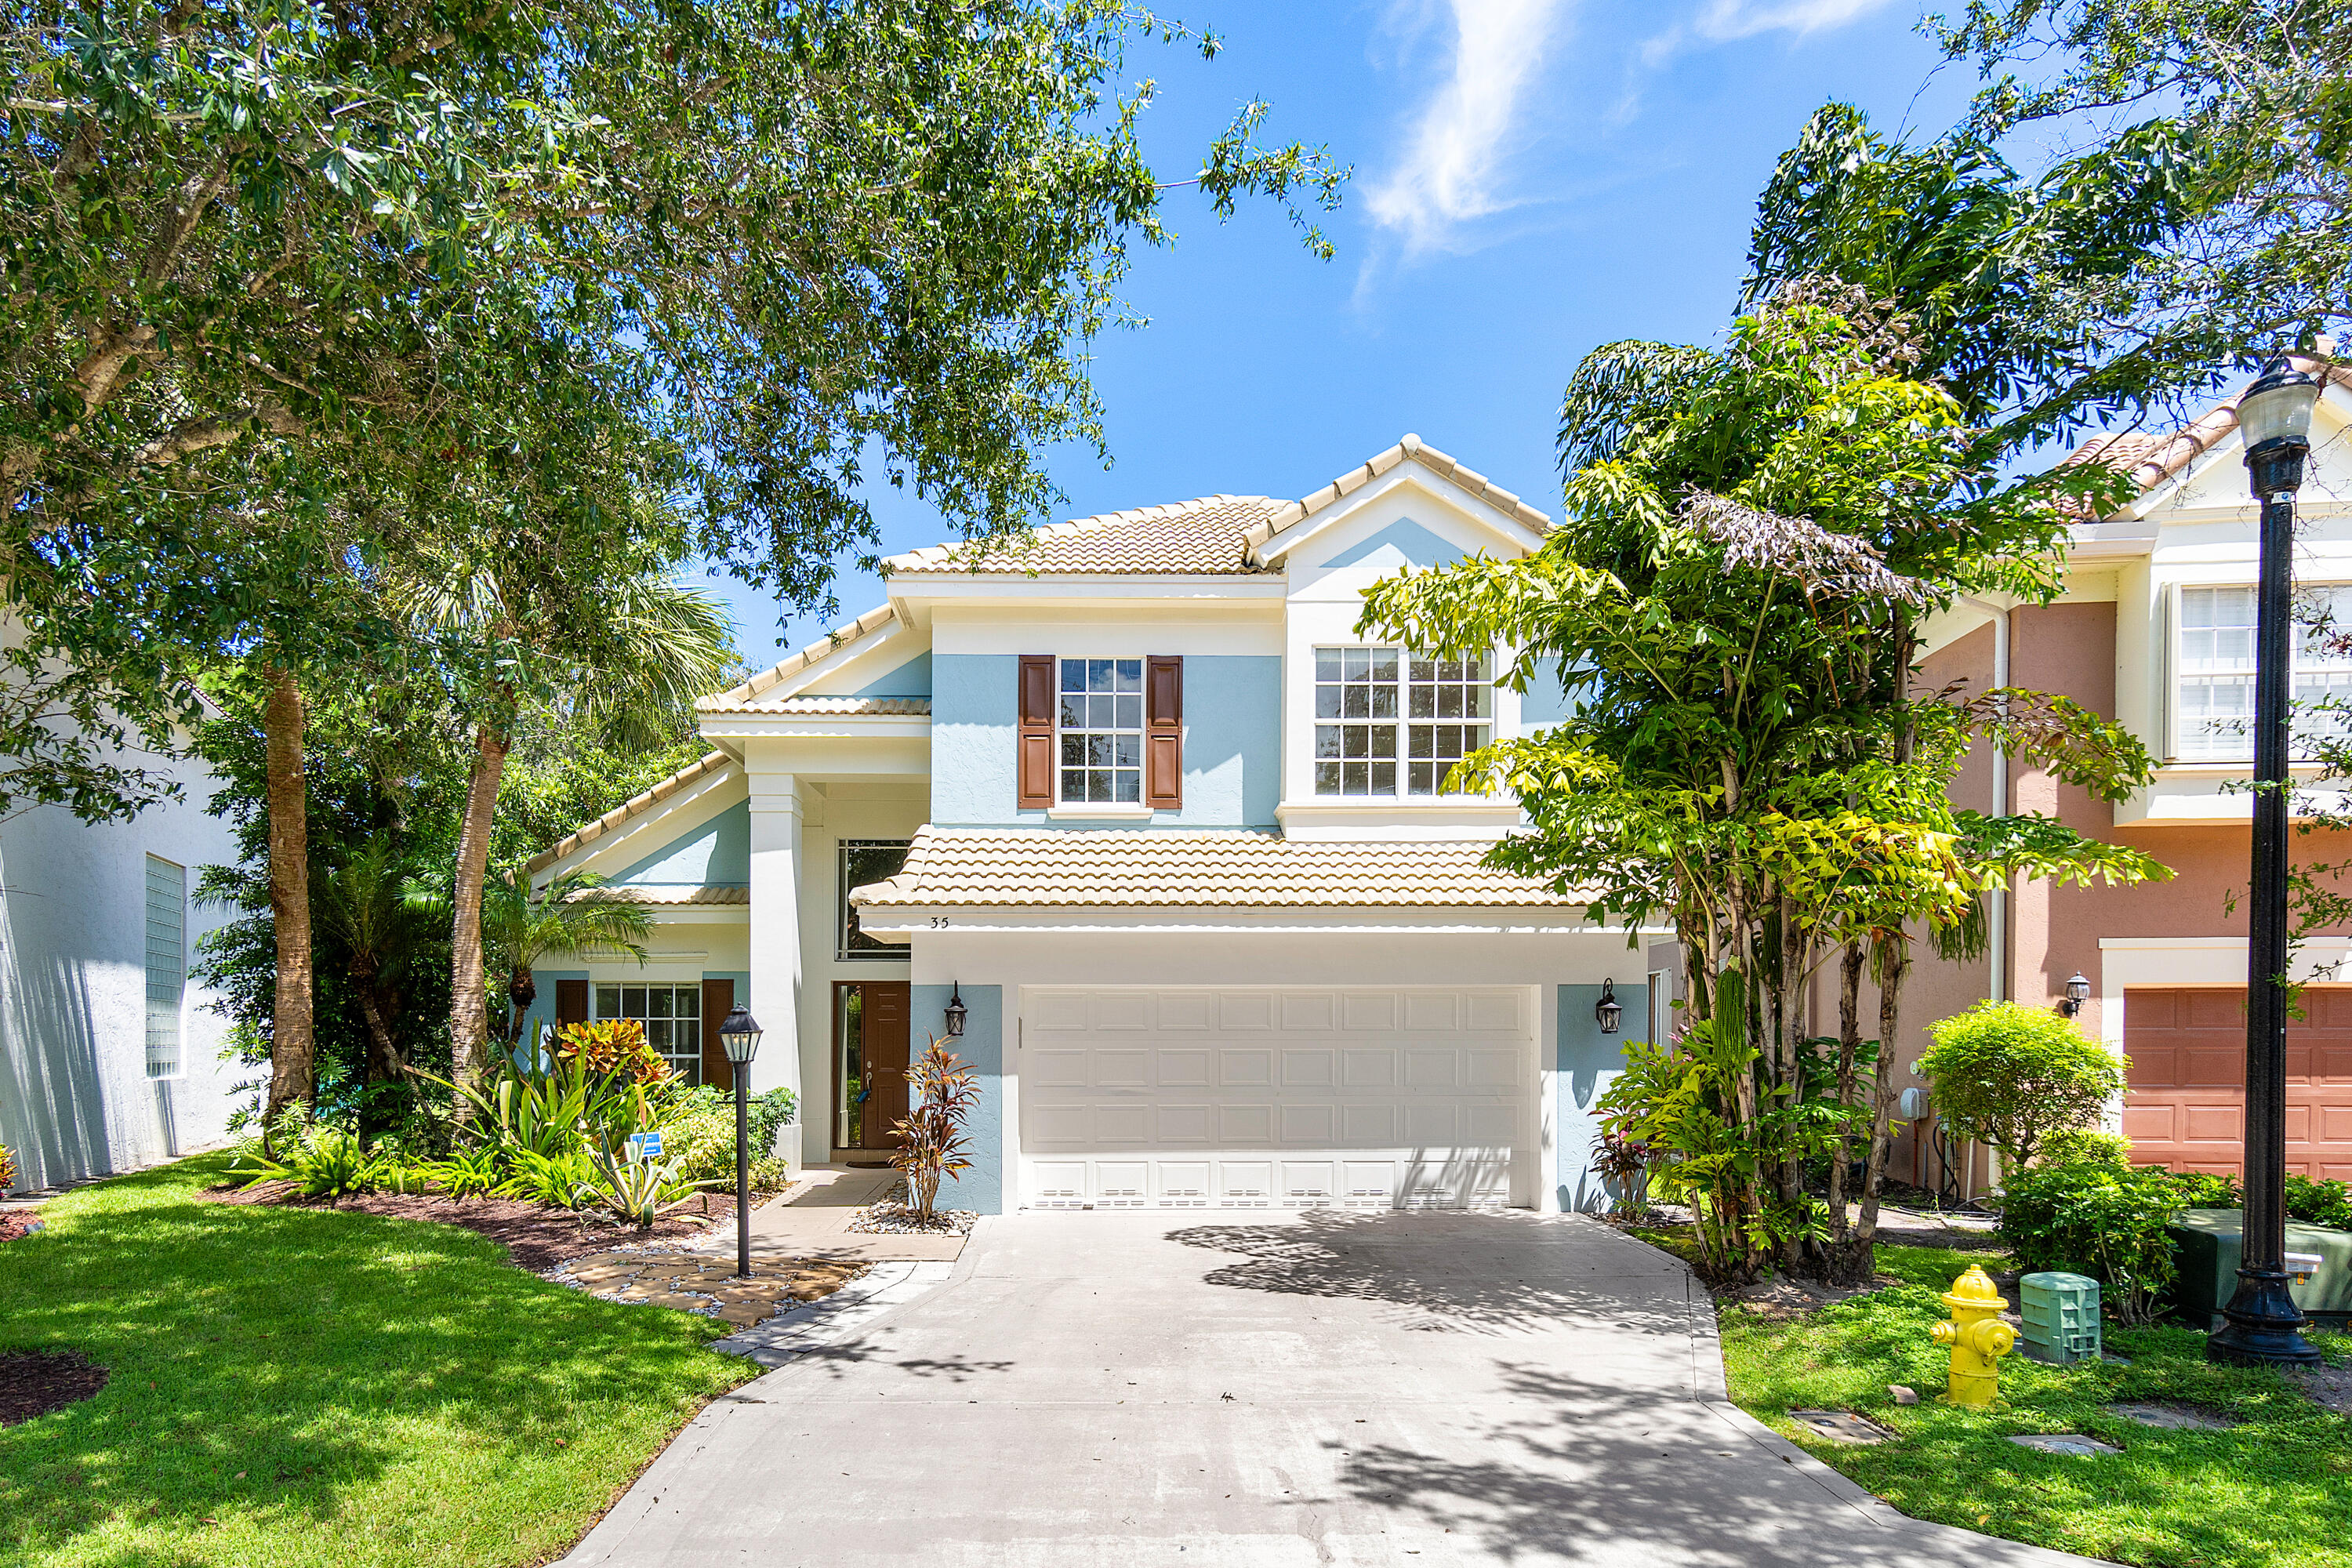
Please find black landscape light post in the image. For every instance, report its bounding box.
[2209,357,2325,1368]
[720,1004,764,1280]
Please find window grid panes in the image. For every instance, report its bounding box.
[594,983,702,1085]
[1314,647,1489,797]
[2176,584,2352,760]
[1058,657,1145,804]
[143,855,185,1080]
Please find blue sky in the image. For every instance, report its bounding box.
[695,1,1986,667]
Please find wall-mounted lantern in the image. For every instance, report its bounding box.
[944,982,969,1039]
[2059,973,2091,1018]
[1595,978,1623,1036]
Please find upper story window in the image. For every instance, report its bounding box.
[1059,657,1145,804]
[1313,647,1490,797]
[2175,584,2352,760]
[839,839,912,960]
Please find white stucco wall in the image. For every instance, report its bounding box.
[1,745,244,1192]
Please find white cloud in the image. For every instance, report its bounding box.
[1690,0,1893,40]
[1365,0,1577,256]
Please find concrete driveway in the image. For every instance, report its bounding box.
[563,1210,2107,1566]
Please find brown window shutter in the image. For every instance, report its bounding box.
[1147,655,1183,809]
[1018,654,1055,808]
[555,978,588,1029]
[700,977,735,1092]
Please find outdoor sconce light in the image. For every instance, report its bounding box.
[1594,978,1623,1036]
[717,1004,764,1280]
[2060,974,2091,1018]
[944,982,968,1039]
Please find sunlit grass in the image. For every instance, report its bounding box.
[0,1152,751,1567]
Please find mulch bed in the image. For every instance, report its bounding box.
[0,1350,107,1426]
[205,1181,745,1273]
[0,1210,42,1243]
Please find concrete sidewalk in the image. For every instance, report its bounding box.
[566,1210,2111,1567]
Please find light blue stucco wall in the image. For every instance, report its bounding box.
[516,969,589,1060]
[1556,982,1645,1214]
[851,650,932,698]
[1520,661,1576,728]
[1320,516,1467,571]
[913,982,1002,1214]
[608,799,749,887]
[931,653,1279,828]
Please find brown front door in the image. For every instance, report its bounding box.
[835,981,912,1153]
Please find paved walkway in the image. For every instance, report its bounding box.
[716,1164,966,1264]
[564,1210,2110,1567]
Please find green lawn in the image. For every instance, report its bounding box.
[0,1153,753,1568]
[1663,1231,2352,1568]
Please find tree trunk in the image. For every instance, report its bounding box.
[447,720,511,1120]
[1849,935,1912,1268]
[261,664,314,1144]
[1817,942,1874,1283]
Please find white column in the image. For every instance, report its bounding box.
[747,769,804,1161]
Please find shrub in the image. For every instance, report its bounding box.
[892,1036,978,1220]
[2038,1127,2132,1171]
[0,1142,15,1190]
[662,1108,742,1185]
[1918,1001,2123,1167]
[554,1018,673,1085]
[750,1155,790,1193]
[2285,1173,2352,1229]
[2168,1169,2244,1208]
[495,1146,595,1208]
[1996,1160,2187,1324]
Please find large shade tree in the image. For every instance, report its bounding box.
[1360,298,2165,1283]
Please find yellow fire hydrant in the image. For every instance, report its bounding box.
[1930,1264,2017,1407]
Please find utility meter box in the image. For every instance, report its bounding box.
[2018,1272,2102,1364]
[2167,1210,2352,1330]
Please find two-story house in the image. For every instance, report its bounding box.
[523,437,1653,1215]
[1885,364,2352,1192]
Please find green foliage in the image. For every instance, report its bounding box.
[1921,1001,2125,1167]
[495,1147,598,1210]
[892,1037,980,1221]
[1998,1162,2187,1323]
[2039,1127,2136,1171]
[2169,1169,2246,1208]
[582,1144,710,1228]
[419,1145,506,1200]
[2286,1174,2352,1230]
[225,1108,397,1199]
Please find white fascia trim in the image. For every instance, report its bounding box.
[1255,466,1546,569]
[2095,934,2352,1051]
[855,905,1617,938]
[747,615,925,707]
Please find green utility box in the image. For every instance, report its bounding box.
[2019,1272,2102,1364]
[2166,1208,2352,1330]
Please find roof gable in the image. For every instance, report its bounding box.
[1245,435,1549,569]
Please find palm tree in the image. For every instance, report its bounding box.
[480,871,655,1054]
[312,833,430,1090]
[397,550,735,1109]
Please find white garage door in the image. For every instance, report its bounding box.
[1019,986,1533,1210]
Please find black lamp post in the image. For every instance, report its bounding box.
[2209,356,2325,1369]
[719,1004,764,1280]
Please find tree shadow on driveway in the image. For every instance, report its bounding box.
[1163,1210,1697,1336]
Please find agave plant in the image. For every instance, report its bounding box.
[584,1143,711,1228]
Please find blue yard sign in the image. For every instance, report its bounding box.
[626,1131,665,1163]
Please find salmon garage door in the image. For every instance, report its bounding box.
[2123,986,2352,1181]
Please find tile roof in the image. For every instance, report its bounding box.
[2064,358,2351,501]
[884,494,1284,576]
[849,828,1584,910]
[1244,434,1551,563]
[696,605,898,713]
[524,750,736,875]
[568,884,750,906]
[732,695,931,717]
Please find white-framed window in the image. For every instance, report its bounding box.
[1313,648,1491,797]
[1058,656,1145,804]
[143,855,185,1080]
[2174,584,2352,760]
[838,839,912,961]
[595,982,702,1084]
